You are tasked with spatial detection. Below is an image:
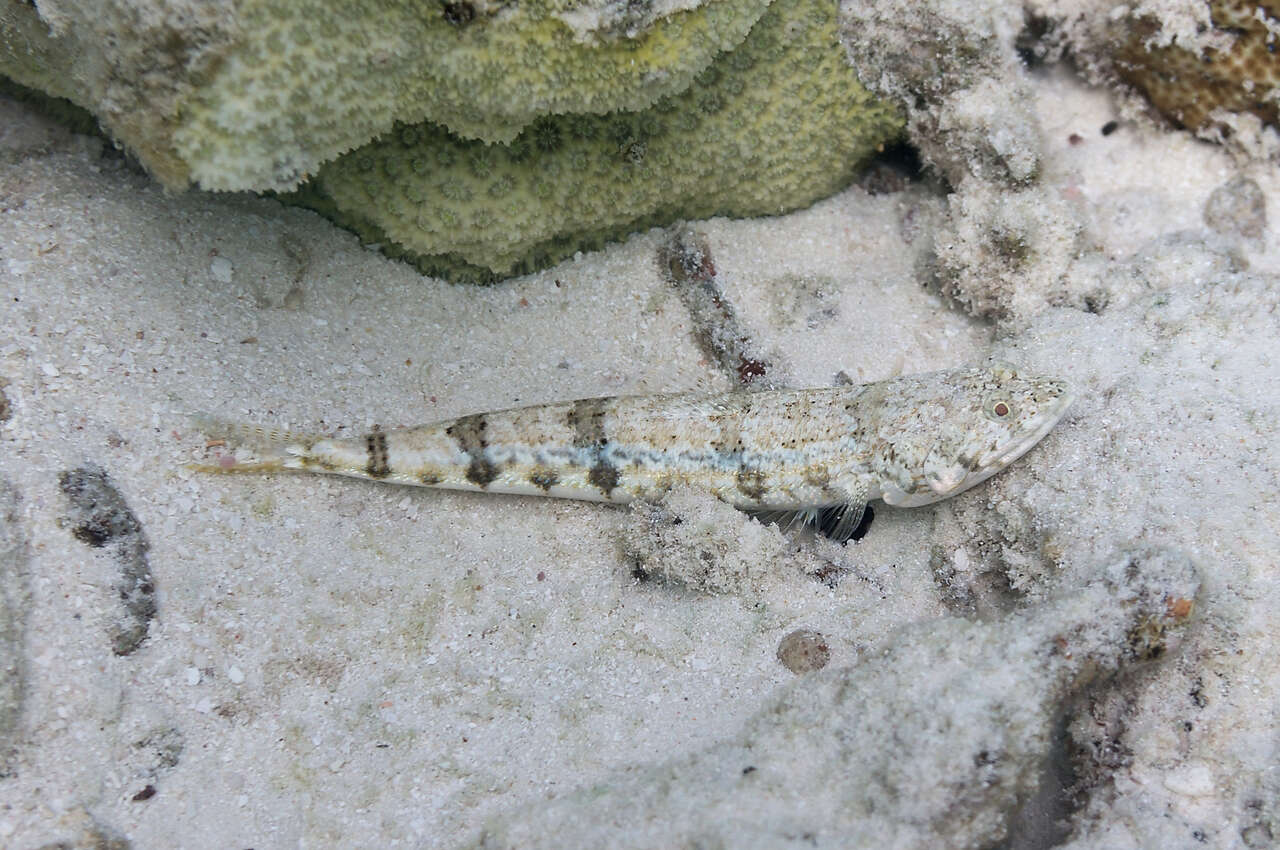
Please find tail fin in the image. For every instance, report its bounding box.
[187,414,317,475]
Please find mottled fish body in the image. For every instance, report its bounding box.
[198,364,1073,541]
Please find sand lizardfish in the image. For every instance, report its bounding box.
[194,363,1073,542]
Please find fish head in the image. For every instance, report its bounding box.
[879,363,1074,507]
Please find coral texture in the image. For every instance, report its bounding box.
[0,0,237,187]
[1114,1,1280,132]
[1026,0,1280,143]
[2,0,901,281]
[174,0,775,190]
[0,0,774,190]
[294,0,901,281]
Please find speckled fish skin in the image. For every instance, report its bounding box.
[205,364,1073,519]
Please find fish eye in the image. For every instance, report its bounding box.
[986,397,1015,420]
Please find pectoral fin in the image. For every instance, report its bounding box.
[816,501,872,543]
[746,500,873,544]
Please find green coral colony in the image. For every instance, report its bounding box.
[292,0,902,281]
[1,0,903,282]
[178,0,777,163]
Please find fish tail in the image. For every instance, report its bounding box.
[187,414,319,475]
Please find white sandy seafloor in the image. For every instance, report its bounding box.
[1,58,1279,850]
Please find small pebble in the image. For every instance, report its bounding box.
[776,628,831,673]
[228,665,245,684]
[209,256,233,283]
[1204,175,1266,241]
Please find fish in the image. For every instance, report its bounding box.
[192,363,1073,542]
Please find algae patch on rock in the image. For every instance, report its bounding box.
[289,0,903,281]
